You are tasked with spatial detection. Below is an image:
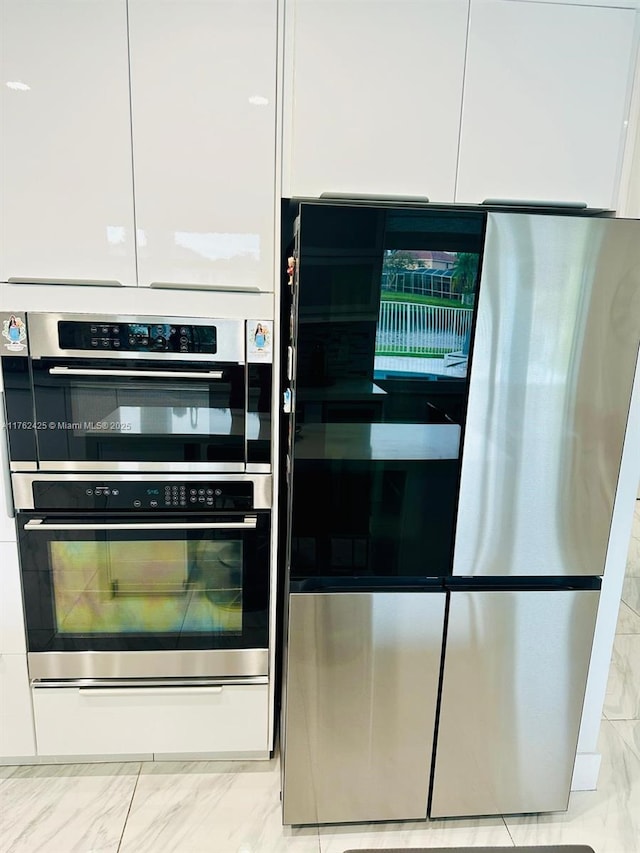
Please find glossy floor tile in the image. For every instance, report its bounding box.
[621,576,640,615]
[616,599,640,634]
[118,759,320,853]
[0,763,139,853]
[317,816,512,852]
[610,719,640,763]
[504,720,640,853]
[603,633,640,720]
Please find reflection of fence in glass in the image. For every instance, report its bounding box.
[381,269,459,301]
[376,301,473,357]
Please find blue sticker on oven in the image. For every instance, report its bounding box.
[247,320,273,362]
[2,314,27,352]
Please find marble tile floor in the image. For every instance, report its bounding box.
[1,503,639,853]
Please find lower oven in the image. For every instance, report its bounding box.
[12,473,271,685]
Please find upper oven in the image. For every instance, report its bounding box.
[1,312,272,473]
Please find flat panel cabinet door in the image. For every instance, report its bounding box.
[282,592,446,825]
[283,0,468,201]
[0,0,136,286]
[0,542,26,654]
[0,655,36,758]
[455,214,640,577]
[128,0,277,291]
[455,0,637,207]
[430,590,600,818]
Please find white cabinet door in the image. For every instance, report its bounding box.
[129,0,277,292]
[0,1,137,286]
[455,0,638,207]
[0,541,26,654]
[33,683,269,756]
[283,0,469,202]
[0,654,36,758]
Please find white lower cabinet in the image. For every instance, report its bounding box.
[0,654,36,758]
[0,541,26,655]
[32,683,269,757]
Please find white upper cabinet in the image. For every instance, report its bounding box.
[128,0,278,291]
[455,0,638,208]
[283,0,469,202]
[0,0,137,286]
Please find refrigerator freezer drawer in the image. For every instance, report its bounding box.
[430,588,599,817]
[282,591,446,825]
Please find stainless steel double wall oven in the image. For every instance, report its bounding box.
[2,312,273,685]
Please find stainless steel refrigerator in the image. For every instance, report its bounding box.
[279,201,640,824]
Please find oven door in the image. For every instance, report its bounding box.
[16,511,269,681]
[31,357,246,471]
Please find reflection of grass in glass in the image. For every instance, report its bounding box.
[375,348,446,359]
[380,292,461,309]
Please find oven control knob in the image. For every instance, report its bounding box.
[133,500,141,507]
[153,336,167,350]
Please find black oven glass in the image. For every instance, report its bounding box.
[31,359,246,464]
[18,513,269,652]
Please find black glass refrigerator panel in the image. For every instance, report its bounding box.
[288,203,486,583]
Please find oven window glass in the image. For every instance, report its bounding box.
[18,515,269,653]
[32,363,246,465]
[50,539,243,636]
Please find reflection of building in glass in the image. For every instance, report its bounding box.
[381,250,478,303]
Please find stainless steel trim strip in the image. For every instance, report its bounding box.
[12,472,273,510]
[48,367,225,380]
[77,686,223,696]
[24,517,257,531]
[37,461,247,473]
[8,278,123,287]
[27,312,245,362]
[0,392,15,519]
[28,649,269,680]
[150,282,263,293]
[31,676,268,689]
[9,461,38,472]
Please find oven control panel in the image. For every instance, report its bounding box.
[57,321,218,354]
[31,481,253,511]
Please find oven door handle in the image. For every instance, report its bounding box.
[48,367,225,380]
[23,516,258,531]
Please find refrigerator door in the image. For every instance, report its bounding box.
[455,213,640,577]
[430,588,599,817]
[282,591,446,824]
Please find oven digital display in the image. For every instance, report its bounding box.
[129,324,150,337]
[57,320,218,354]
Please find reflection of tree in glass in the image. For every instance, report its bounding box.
[452,253,479,304]
[381,250,419,291]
